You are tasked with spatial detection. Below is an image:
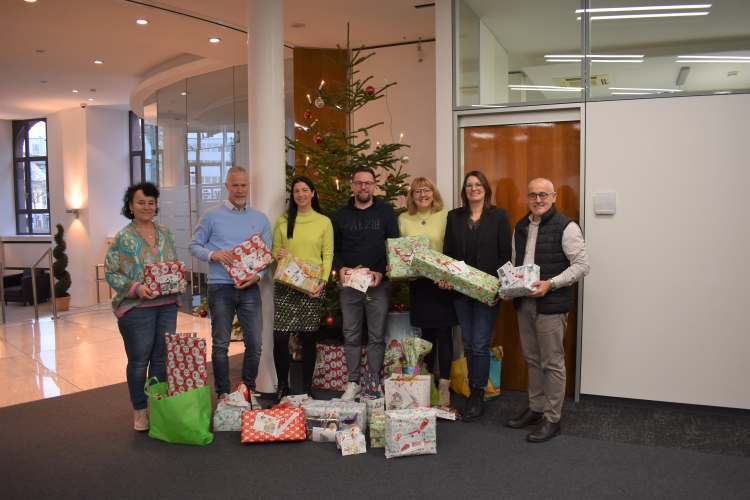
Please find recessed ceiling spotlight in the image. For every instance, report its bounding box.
[136,19,148,25]
[35,49,45,53]
[24,0,37,3]
[181,92,187,95]
[41,80,47,83]
[209,38,221,43]
[88,98,94,101]
[94,60,103,64]
[72,90,79,93]
[292,23,305,28]
[90,88,96,92]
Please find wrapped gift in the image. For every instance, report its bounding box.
[386,235,430,279]
[273,254,324,294]
[370,411,386,448]
[302,399,366,433]
[213,392,249,432]
[384,375,432,410]
[362,371,382,399]
[281,394,312,408]
[143,261,188,296]
[434,406,460,421]
[342,267,371,286]
[498,262,540,298]
[412,248,500,305]
[222,233,273,286]
[312,345,386,391]
[335,427,367,455]
[241,407,307,443]
[165,333,207,397]
[362,396,385,426]
[308,418,340,442]
[384,408,438,459]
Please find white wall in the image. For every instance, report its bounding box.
[353,41,436,200]
[581,94,750,409]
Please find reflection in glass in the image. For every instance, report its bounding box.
[14,125,26,158]
[28,121,47,157]
[131,155,142,184]
[30,161,48,209]
[130,112,142,151]
[15,161,27,210]
[32,214,50,234]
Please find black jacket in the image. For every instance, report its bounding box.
[332,196,399,276]
[443,207,512,277]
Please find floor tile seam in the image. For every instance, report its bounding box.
[3,349,85,392]
[23,335,125,355]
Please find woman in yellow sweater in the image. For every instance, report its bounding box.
[398,177,458,406]
[268,176,333,406]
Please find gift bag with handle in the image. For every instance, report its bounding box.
[449,346,503,401]
[144,377,213,445]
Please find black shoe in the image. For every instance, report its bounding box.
[506,407,543,428]
[303,380,314,399]
[526,417,561,443]
[461,386,486,423]
[266,382,289,409]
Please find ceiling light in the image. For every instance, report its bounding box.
[546,60,582,63]
[291,23,305,28]
[678,55,750,60]
[88,98,94,101]
[579,12,709,20]
[509,85,584,92]
[677,60,750,63]
[209,38,221,43]
[545,55,643,58]
[592,60,643,63]
[136,19,148,25]
[470,104,507,108]
[72,90,78,93]
[609,87,681,92]
[676,67,690,85]
[41,80,47,84]
[611,92,655,95]
[714,91,731,94]
[35,49,45,53]
[576,4,712,13]
[24,0,37,3]
[94,60,103,64]
[181,92,187,95]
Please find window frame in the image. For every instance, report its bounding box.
[129,111,161,186]
[12,119,50,235]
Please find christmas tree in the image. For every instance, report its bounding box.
[286,43,411,342]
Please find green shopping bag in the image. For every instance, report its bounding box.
[144,377,214,446]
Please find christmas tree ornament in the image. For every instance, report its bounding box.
[394,303,404,312]
[314,96,324,108]
[387,174,395,182]
[304,110,312,120]
[326,316,335,326]
[198,309,208,318]
[330,149,337,155]
[364,139,371,148]
[400,154,410,164]
[365,86,375,96]
[313,134,323,144]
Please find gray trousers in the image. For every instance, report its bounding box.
[338,280,391,383]
[517,298,568,423]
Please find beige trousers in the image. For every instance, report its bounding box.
[517,298,568,423]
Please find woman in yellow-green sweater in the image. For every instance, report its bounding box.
[268,176,333,406]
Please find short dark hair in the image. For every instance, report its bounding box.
[460,170,496,214]
[351,165,376,182]
[121,182,160,220]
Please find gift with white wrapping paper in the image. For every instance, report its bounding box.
[143,261,188,296]
[497,262,540,298]
[302,399,366,433]
[384,408,438,458]
[384,374,432,410]
[213,392,248,432]
[222,233,273,286]
[335,427,367,455]
[165,333,207,397]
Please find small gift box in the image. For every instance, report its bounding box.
[281,394,312,408]
[143,261,188,296]
[273,255,324,294]
[241,407,307,443]
[370,412,386,448]
[497,262,540,298]
[412,248,500,305]
[165,333,207,397]
[213,391,248,432]
[342,267,372,293]
[302,399,366,433]
[222,234,273,286]
[386,235,430,279]
[308,418,340,442]
[385,408,438,459]
[335,427,367,456]
[384,374,432,410]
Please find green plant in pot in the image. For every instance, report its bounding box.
[53,223,72,311]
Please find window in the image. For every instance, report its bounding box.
[129,111,161,185]
[13,119,50,235]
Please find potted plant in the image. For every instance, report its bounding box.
[52,223,72,311]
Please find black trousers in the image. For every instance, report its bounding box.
[272,330,317,387]
[421,326,454,383]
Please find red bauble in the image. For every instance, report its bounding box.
[313,134,323,144]
[365,86,375,96]
[394,303,404,312]
[198,309,208,318]
[387,174,395,182]
[326,316,335,326]
[303,110,312,120]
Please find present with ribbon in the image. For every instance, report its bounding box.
[497,262,540,298]
[384,408,438,458]
[143,261,188,296]
[165,333,207,397]
[308,418,340,442]
[240,407,307,443]
[213,391,248,432]
[370,411,386,448]
[222,233,274,286]
[384,374,432,410]
[412,248,500,305]
[335,427,367,456]
[386,235,430,279]
[302,399,366,433]
[273,254,324,294]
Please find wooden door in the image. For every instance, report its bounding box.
[462,122,580,395]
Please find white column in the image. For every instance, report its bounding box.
[434,0,454,208]
[247,0,285,393]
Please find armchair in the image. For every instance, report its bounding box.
[3,268,52,306]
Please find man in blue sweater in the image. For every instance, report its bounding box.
[333,166,399,401]
[189,166,272,399]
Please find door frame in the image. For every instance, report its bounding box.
[452,103,587,402]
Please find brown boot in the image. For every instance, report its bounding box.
[506,407,543,428]
[526,417,561,443]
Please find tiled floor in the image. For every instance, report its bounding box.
[0,301,243,408]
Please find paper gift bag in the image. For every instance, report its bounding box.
[222,233,273,286]
[312,345,387,391]
[384,408,438,458]
[384,375,432,410]
[213,392,248,432]
[386,235,430,279]
[302,399,366,433]
[335,427,367,455]
[166,333,207,397]
[143,261,188,296]
[412,248,500,305]
[273,254,324,294]
[241,407,307,443]
[497,262,540,298]
[450,346,503,401]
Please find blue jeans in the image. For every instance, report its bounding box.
[117,303,178,410]
[208,283,263,395]
[453,295,500,389]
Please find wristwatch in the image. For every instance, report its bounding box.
[549,278,557,291]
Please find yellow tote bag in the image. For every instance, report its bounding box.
[450,346,503,401]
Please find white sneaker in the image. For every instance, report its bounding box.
[134,409,150,431]
[341,382,362,401]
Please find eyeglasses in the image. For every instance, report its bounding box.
[413,188,432,196]
[527,192,553,201]
[352,181,375,188]
[465,182,484,190]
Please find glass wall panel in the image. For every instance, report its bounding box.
[30,161,48,209]
[456,0,480,106]
[15,161,27,210]
[28,121,46,157]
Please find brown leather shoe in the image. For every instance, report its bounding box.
[526,417,561,443]
[506,407,543,428]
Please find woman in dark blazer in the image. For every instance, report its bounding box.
[440,170,511,422]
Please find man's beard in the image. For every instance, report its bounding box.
[356,191,372,204]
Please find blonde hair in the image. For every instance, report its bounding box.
[406,177,444,216]
[226,165,248,177]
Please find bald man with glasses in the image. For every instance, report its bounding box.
[501,177,589,443]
